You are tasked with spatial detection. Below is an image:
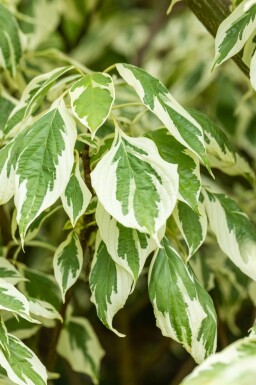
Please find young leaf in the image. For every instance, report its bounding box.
[70,72,115,137]
[148,237,217,363]
[0,334,47,385]
[57,316,104,385]
[89,233,133,336]
[203,189,256,281]
[213,0,256,67]
[91,132,179,238]
[173,199,207,260]
[53,231,83,302]
[180,335,256,385]
[0,258,25,285]
[0,4,22,77]
[13,99,76,242]
[0,279,36,323]
[116,63,209,169]
[0,316,9,357]
[96,202,163,281]
[146,128,201,211]
[61,151,92,227]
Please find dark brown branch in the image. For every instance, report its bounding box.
[185,0,249,78]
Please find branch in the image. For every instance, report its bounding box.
[185,0,250,78]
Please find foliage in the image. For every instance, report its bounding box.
[0,0,256,384]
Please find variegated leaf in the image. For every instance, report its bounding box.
[28,298,62,322]
[0,334,47,385]
[116,63,209,169]
[180,335,256,385]
[91,132,179,238]
[53,231,83,302]
[0,95,15,134]
[4,66,73,138]
[213,0,256,67]
[0,4,22,77]
[57,316,104,385]
[12,99,76,243]
[96,202,163,281]
[146,128,201,211]
[0,316,9,356]
[18,267,61,310]
[189,109,255,185]
[148,237,217,363]
[5,316,40,341]
[0,279,36,323]
[70,72,115,137]
[89,233,133,336]
[249,39,256,89]
[61,151,92,227]
[0,374,16,385]
[203,189,256,281]
[0,258,24,285]
[173,199,207,260]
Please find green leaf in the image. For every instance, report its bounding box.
[53,231,83,302]
[89,233,133,336]
[146,128,201,211]
[148,237,217,363]
[203,189,256,281]
[0,258,25,285]
[0,334,47,385]
[0,279,36,323]
[70,72,115,137]
[57,316,104,385]
[5,316,40,341]
[96,202,163,281]
[188,109,255,185]
[213,0,256,67]
[116,63,209,169]
[180,335,256,385]
[0,99,77,243]
[0,316,9,357]
[61,151,92,227]
[0,95,15,133]
[173,199,207,259]
[0,4,22,76]
[91,132,179,238]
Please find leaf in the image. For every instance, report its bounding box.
[146,128,201,211]
[70,72,115,137]
[213,0,256,67]
[5,316,40,341]
[96,202,163,281]
[57,316,104,385]
[0,4,22,77]
[203,189,256,281]
[53,231,83,302]
[0,279,36,323]
[18,267,61,310]
[173,199,207,260]
[148,237,217,363]
[89,233,133,336]
[0,316,9,357]
[0,258,25,285]
[180,335,256,385]
[116,63,209,169]
[91,132,179,238]
[0,95,15,133]
[61,151,92,227]
[0,334,47,385]
[28,298,62,322]
[8,99,76,243]
[188,108,255,185]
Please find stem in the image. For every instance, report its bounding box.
[103,64,117,73]
[0,206,12,244]
[185,0,249,78]
[25,240,56,252]
[112,102,144,110]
